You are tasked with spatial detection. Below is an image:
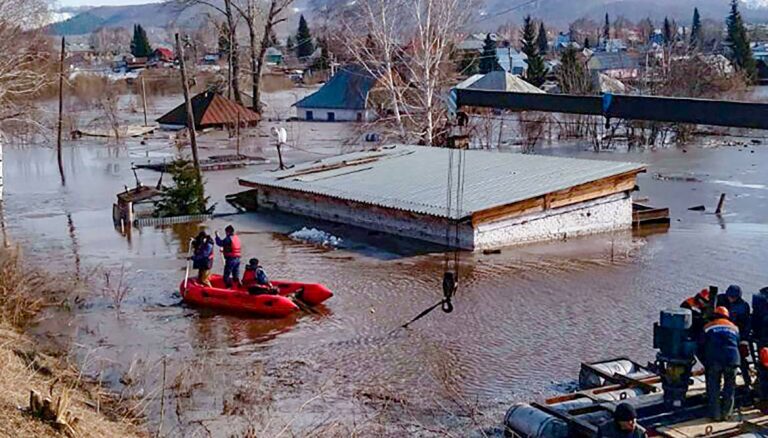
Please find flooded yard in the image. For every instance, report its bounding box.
[3,90,768,436]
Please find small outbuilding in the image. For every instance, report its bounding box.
[293,65,377,122]
[157,91,261,130]
[238,145,646,250]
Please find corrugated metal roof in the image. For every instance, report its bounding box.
[240,145,645,220]
[157,91,260,128]
[293,65,376,110]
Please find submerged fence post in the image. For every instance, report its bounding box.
[715,193,726,215]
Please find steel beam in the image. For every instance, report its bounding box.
[455,89,768,130]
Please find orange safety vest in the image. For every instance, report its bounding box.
[224,234,241,258]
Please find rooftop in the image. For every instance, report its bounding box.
[240,145,645,220]
[456,71,544,93]
[157,91,260,128]
[294,65,376,110]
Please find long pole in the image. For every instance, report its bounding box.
[57,36,66,186]
[141,76,148,127]
[175,33,201,179]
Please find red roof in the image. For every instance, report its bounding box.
[154,47,174,61]
[157,91,261,128]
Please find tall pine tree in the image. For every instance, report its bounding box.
[537,22,549,55]
[690,7,702,48]
[726,0,757,81]
[296,15,314,59]
[662,17,674,45]
[479,33,500,74]
[522,15,547,87]
[130,24,152,58]
[603,13,610,42]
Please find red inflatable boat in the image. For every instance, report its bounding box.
[179,275,333,318]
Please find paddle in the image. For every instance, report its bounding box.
[183,238,194,292]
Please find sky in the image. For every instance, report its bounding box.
[58,0,162,7]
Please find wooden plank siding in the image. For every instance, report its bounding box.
[471,170,641,226]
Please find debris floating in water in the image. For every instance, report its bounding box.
[289,228,343,248]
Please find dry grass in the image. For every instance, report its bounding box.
[0,247,145,437]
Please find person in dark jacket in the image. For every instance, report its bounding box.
[597,402,647,438]
[215,225,241,288]
[752,287,768,348]
[190,231,214,287]
[758,347,768,402]
[702,306,741,421]
[682,289,711,363]
[717,285,752,387]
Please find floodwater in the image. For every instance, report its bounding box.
[3,96,768,436]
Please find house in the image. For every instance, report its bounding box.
[587,52,641,80]
[152,47,174,64]
[238,145,645,250]
[455,71,544,93]
[203,53,220,65]
[293,65,377,122]
[603,39,628,53]
[457,33,500,53]
[157,91,261,130]
[496,47,528,76]
[265,47,283,65]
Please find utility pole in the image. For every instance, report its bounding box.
[57,36,66,186]
[175,33,201,179]
[140,75,148,127]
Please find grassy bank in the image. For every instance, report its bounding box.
[0,248,144,437]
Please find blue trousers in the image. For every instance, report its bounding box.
[706,364,736,420]
[223,257,241,287]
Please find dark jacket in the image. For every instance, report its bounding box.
[597,421,648,438]
[192,241,214,270]
[702,318,741,367]
[681,297,707,337]
[753,290,768,344]
[717,294,751,339]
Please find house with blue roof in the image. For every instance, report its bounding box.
[293,66,377,122]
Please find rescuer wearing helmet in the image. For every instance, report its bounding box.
[716,285,752,388]
[597,402,647,437]
[702,306,741,421]
[682,289,712,363]
[215,225,242,289]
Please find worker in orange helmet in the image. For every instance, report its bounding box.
[682,289,712,363]
[758,347,768,402]
[702,306,741,421]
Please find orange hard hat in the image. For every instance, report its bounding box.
[760,348,768,369]
[696,289,710,301]
[714,306,730,319]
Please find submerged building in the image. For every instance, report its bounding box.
[238,145,645,250]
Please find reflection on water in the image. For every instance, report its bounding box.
[2,139,768,435]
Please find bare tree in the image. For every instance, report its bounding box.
[342,0,474,145]
[179,0,243,104]
[232,0,293,111]
[0,0,52,127]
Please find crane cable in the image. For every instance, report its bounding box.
[401,144,467,329]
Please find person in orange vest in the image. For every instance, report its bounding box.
[215,225,242,289]
[702,306,741,421]
[190,231,214,287]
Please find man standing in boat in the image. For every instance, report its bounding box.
[215,225,242,289]
[191,231,214,287]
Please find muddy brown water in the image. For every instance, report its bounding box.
[3,133,768,436]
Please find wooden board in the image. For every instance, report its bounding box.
[472,170,641,226]
[656,408,768,437]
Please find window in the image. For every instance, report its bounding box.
[327,112,335,122]
[306,110,313,121]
